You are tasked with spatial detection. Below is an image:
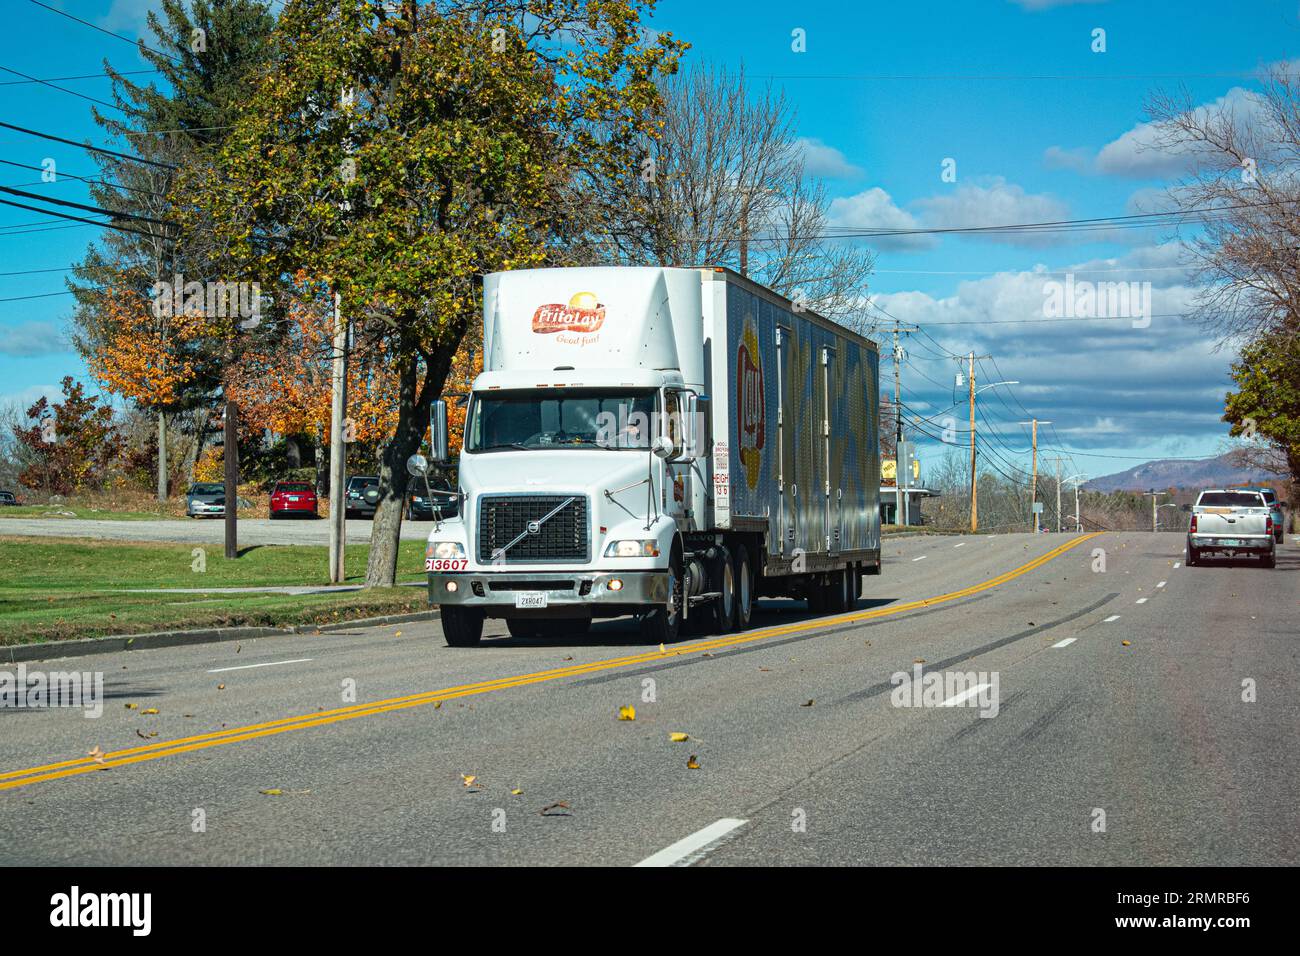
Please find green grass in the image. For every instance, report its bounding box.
[0,536,430,645]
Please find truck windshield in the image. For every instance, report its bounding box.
[466,388,658,451]
[1198,492,1264,508]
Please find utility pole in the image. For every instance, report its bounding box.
[223,396,238,559]
[1143,489,1163,533]
[328,291,348,583]
[889,319,918,526]
[959,352,991,532]
[1018,419,1052,532]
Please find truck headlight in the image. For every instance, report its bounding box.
[426,541,466,560]
[604,539,660,558]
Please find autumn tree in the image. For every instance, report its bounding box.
[13,378,123,497]
[1224,332,1300,485]
[186,0,686,586]
[70,0,276,499]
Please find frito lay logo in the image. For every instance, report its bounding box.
[736,321,765,490]
[532,292,605,334]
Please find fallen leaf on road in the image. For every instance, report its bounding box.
[217,684,226,691]
[461,774,478,788]
[511,788,523,796]
[141,708,159,715]
[434,701,442,709]
[686,755,701,769]
[618,705,636,721]
[1121,640,1132,646]
[659,643,666,654]
[236,643,241,654]
[801,699,815,707]
[135,730,149,740]
[539,802,571,816]
[562,656,573,661]
[914,658,925,664]
[259,789,282,796]
[669,732,690,742]
[88,746,105,764]
[124,703,137,710]
[395,631,402,637]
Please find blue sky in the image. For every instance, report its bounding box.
[3,0,1298,482]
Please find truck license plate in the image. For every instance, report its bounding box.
[1219,539,1239,547]
[515,592,548,609]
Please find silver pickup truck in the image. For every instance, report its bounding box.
[1187,489,1276,568]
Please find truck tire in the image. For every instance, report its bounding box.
[441,606,484,647]
[1262,549,1275,569]
[640,548,683,644]
[806,581,826,614]
[707,547,736,633]
[826,567,855,613]
[1186,546,1198,567]
[733,545,754,630]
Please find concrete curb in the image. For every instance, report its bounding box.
[2,608,441,664]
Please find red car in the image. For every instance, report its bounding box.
[270,480,318,519]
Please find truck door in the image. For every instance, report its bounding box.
[664,389,689,526]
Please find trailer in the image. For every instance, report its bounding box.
[414,266,881,646]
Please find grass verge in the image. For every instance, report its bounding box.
[0,535,430,645]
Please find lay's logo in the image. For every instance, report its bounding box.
[532,292,605,334]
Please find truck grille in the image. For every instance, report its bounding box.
[477,495,589,564]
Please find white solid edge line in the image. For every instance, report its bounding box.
[953,542,965,548]
[912,555,927,561]
[1103,615,1121,623]
[939,683,993,708]
[1135,598,1148,604]
[1051,637,1077,648]
[634,818,748,867]
[1157,581,1167,588]
[207,658,314,674]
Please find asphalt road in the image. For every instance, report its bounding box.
[0,515,431,545]
[2,531,1296,866]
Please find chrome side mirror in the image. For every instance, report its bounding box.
[406,453,429,478]
[430,399,450,464]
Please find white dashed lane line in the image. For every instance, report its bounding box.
[1173,562,1182,569]
[1136,598,1148,604]
[912,555,927,562]
[1103,615,1121,623]
[634,818,748,867]
[207,658,314,674]
[1051,638,1077,648]
[1157,581,1167,588]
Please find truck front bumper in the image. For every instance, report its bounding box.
[427,570,669,609]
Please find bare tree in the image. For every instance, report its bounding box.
[1146,66,1300,342]
[600,64,876,329]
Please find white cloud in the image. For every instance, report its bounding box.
[827,187,937,251]
[913,178,1072,247]
[99,0,160,33]
[794,137,864,179]
[0,384,63,415]
[868,243,1230,456]
[1043,145,1092,174]
[0,321,71,357]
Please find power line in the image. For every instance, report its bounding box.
[27,0,181,64]
[0,64,124,112]
[0,69,160,87]
[0,121,177,170]
[0,197,160,239]
[0,184,170,227]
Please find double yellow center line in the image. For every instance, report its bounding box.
[1,532,1100,792]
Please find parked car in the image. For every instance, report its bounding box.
[186,482,226,518]
[407,476,460,521]
[270,480,318,519]
[345,475,380,519]
[1237,486,1285,543]
[1187,489,1275,567]
[0,490,18,506]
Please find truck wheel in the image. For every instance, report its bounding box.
[826,567,855,613]
[440,606,484,647]
[640,548,682,644]
[708,548,736,633]
[1186,546,1198,567]
[1262,549,1276,569]
[733,545,754,630]
[506,619,540,639]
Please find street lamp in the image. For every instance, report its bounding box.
[962,378,1018,533]
[1063,474,1087,533]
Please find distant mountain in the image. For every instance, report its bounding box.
[1084,452,1276,493]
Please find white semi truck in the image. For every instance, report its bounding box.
[411,266,882,646]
